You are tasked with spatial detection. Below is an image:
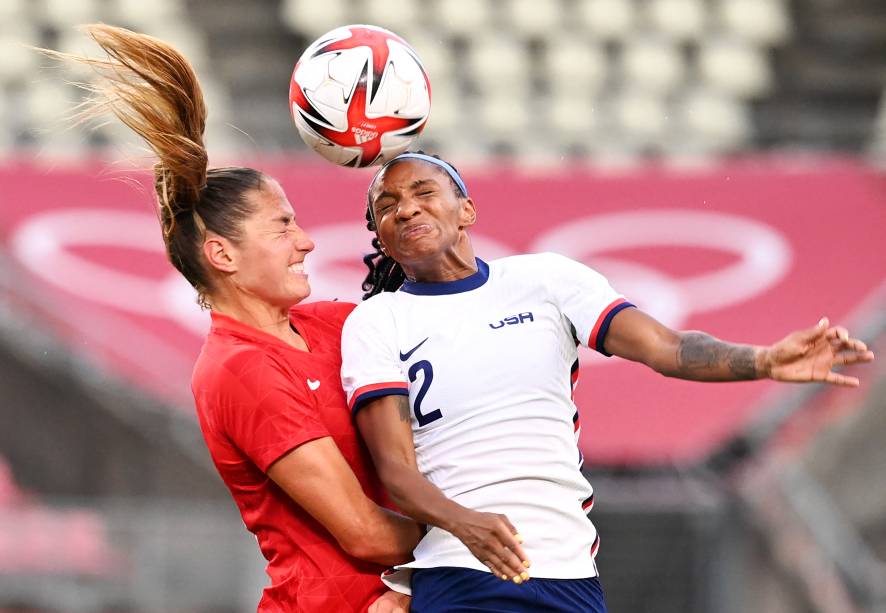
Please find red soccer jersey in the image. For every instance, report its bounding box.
[192,301,390,612]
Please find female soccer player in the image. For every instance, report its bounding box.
[341,152,876,612]
[52,26,421,613]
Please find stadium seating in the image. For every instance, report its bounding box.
[872,89,886,160]
[621,38,686,96]
[432,0,495,37]
[0,0,219,159]
[5,0,886,163]
[503,0,564,38]
[267,0,799,159]
[646,0,707,42]
[578,0,637,42]
[0,0,805,162]
[281,0,350,39]
[0,458,116,576]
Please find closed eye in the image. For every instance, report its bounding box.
[375,201,394,215]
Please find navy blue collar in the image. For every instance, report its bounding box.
[400,259,489,295]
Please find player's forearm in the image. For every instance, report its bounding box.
[375,459,472,535]
[357,395,472,533]
[657,331,768,381]
[351,507,423,566]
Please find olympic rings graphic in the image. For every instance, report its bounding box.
[532,209,792,322]
[11,209,208,334]
[10,207,793,361]
[531,209,792,364]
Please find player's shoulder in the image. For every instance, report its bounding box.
[342,292,400,337]
[489,253,612,294]
[347,291,398,318]
[489,252,583,277]
[491,251,575,267]
[292,300,356,327]
[194,335,278,391]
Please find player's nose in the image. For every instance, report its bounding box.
[294,228,315,253]
[395,196,421,220]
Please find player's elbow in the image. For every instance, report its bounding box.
[340,536,376,561]
[336,516,372,558]
[343,539,390,563]
[337,519,394,563]
[643,330,684,377]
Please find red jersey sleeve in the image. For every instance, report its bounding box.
[217,348,330,473]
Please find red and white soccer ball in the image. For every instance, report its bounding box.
[289,25,431,168]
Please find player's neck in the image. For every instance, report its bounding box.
[402,247,477,284]
[210,295,308,350]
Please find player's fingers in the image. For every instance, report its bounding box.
[480,520,529,579]
[497,532,529,574]
[833,350,876,366]
[483,551,522,583]
[374,598,407,613]
[497,516,530,569]
[803,317,829,341]
[495,539,530,582]
[825,371,860,387]
[825,326,850,343]
[831,336,868,352]
[500,515,520,538]
[481,558,501,579]
[847,339,869,353]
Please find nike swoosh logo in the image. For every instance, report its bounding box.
[306,379,321,391]
[399,337,429,362]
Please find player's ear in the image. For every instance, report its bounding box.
[459,197,477,228]
[204,233,238,273]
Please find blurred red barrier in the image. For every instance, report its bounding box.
[1,157,884,466]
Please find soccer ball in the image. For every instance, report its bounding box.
[289,25,431,168]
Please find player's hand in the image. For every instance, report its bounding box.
[763,318,875,386]
[449,508,530,584]
[369,590,410,613]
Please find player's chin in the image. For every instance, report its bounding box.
[395,238,442,262]
[285,278,312,303]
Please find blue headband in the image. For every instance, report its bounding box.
[368,153,469,223]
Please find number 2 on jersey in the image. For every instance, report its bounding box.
[408,360,442,426]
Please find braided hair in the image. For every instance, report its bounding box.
[360,151,467,300]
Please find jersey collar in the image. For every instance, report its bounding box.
[209,310,311,351]
[400,258,489,296]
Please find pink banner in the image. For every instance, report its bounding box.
[2,157,884,465]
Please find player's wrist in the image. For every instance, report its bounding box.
[755,346,773,379]
[438,503,473,536]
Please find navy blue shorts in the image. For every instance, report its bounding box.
[410,567,608,612]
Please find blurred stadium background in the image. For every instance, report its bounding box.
[1,0,885,612]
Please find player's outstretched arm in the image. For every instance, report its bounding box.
[266,436,423,566]
[356,395,531,584]
[604,309,874,385]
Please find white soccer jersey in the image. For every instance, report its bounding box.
[341,252,633,583]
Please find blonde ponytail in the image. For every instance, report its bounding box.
[44,25,263,308]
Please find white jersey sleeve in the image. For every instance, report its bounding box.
[537,252,635,355]
[340,296,409,414]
